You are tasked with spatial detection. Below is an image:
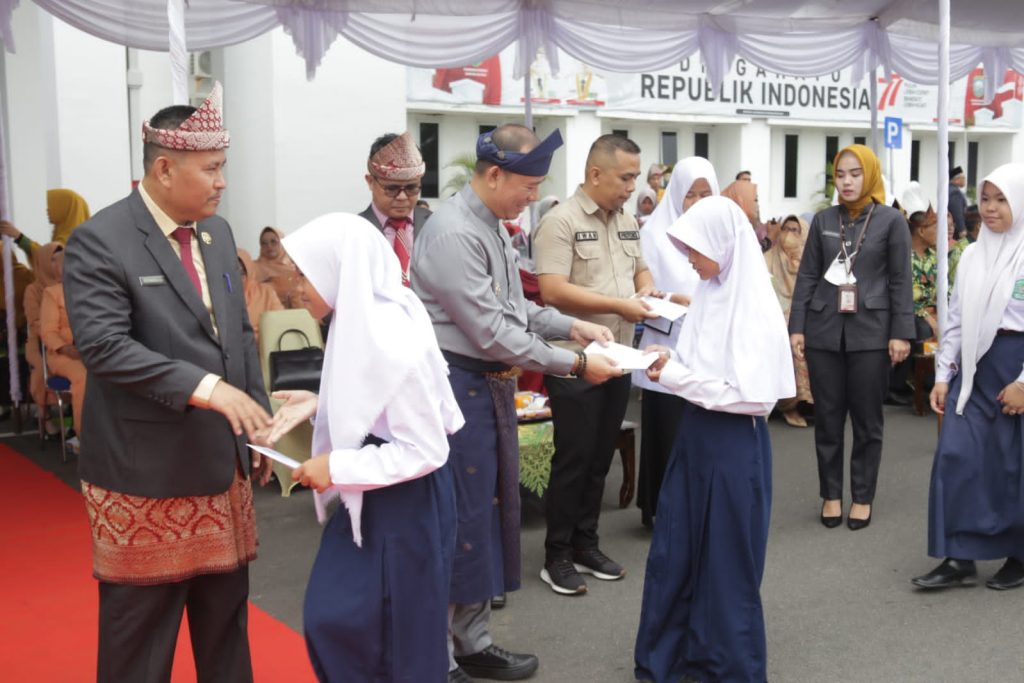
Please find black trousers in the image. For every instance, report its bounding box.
[97,566,252,683]
[637,389,686,525]
[805,345,890,504]
[543,374,632,562]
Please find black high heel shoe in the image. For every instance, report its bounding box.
[847,505,872,531]
[820,501,842,528]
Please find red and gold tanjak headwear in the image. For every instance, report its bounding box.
[368,131,425,181]
[142,81,230,151]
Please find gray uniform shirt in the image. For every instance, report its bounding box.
[411,185,577,375]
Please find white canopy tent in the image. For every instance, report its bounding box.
[0,0,1020,401]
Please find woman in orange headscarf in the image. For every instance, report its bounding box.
[788,144,914,531]
[0,189,90,259]
[24,242,63,419]
[39,248,86,436]
[237,249,283,345]
[254,226,302,306]
[721,179,772,250]
[766,216,813,427]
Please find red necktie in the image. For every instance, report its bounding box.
[387,218,412,287]
[171,226,203,296]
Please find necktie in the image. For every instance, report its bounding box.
[171,226,203,296]
[387,218,412,287]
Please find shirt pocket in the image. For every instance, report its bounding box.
[572,241,603,287]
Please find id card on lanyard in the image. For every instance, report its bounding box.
[836,203,876,314]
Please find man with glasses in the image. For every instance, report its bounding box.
[359,131,429,287]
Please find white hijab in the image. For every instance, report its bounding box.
[282,213,463,544]
[640,157,720,297]
[953,163,1024,415]
[667,196,795,403]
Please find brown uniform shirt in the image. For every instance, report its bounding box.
[533,185,648,351]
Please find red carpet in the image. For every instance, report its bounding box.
[0,444,317,682]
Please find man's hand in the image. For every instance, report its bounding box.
[265,390,319,445]
[0,220,21,240]
[930,382,949,415]
[207,381,273,438]
[569,320,614,347]
[292,454,332,493]
[997,382,1024,416]
[58,344,81,360]
[582,352,622,384]
[643,345,672,383]
[790,333,805,361]
[889,339,911,365]
[617,297,659,323]
[249,448,274,486]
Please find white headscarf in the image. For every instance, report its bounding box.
[667,196,795,403]
[640,157,720,296]
[282,213,463,544]
[952,163,1024,415]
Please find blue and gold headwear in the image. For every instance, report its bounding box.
[476,129,563,177]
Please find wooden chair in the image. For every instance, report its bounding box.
[258,309,324,496]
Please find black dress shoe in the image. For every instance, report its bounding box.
[449,668,475,683]
[820,502,842,528]
[490,592,507,609]
[847,511,871,531]
[455,644,539,680]
[986,557,1024,590]
[911,558,977,589]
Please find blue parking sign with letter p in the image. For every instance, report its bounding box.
[884,116,902,149]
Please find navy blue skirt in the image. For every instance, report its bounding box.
[928,333,1024,560]
[635,402,772,683]
[303,464,455,683]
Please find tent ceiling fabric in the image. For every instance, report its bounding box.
[2,0,1023,96]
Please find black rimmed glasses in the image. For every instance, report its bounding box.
[372,176,422,199]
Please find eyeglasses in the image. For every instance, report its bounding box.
[372,176,422,198]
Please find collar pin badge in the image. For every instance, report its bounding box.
[201,232,213,245]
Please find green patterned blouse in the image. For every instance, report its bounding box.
[911,247,937,317]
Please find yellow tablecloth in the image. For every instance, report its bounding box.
[518,420,554,497]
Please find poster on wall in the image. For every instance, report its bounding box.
[407,47,1022,130]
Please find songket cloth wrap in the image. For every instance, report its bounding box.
[81,468,256,585]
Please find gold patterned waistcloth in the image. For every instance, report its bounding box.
[81,469,257,585]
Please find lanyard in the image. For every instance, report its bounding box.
[838,202,876,277]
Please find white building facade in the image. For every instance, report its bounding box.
[5,3,1023,255]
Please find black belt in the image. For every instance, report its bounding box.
[996,329,1024,336]
[442,350,511,374]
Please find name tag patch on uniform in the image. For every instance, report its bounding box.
[1013,279,1024,301]
[139,275,167,286]
[822,230,840,238]
[618,231,640,240]
[575,231,598,242]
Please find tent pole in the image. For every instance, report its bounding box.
[168,0,188,105]
[936,0,950,338]
[869,67,879,154]
[524,70,533,130]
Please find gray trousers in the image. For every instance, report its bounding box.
[448,601,493,671]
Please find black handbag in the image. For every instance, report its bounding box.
[268,329,323,392]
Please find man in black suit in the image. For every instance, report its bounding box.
[358,131,430,286]
[64,83,273,683]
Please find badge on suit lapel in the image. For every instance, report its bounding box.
[201,231,213,245]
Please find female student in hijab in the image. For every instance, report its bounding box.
[912,163,1024,592]
[789,144,914,530]
[766,215,813,427]
[634,196,794,683]
[635,186,658,227]
[634,156,719,529]
[265,213,464,683]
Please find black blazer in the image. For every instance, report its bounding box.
[358,204,431,237]
[789,202,915,352]
[64,190,270,498]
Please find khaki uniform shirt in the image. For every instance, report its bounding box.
[533,185,648,351]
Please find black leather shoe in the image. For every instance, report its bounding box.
[820,501,842,528]
[884,391,912,406]
[847,510,871,531]
[490,592,507,609]
[986,557,1024,590]
[911,558,977,589]
[449,668,474,683]
[455,644,539,680]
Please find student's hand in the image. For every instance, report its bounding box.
[643,345,671,383]
[0,220,21,240]
[930,382,949,415]
[569,320,614,347]
[790,333,805,361]
[208,381,273,438]
[889,339,911,365]
[617,297,659,323]
[267,390,319,445]
[582,352,621,384]
[996,382,1024,416]
[668,293,691,306]
[249,447,274,486]
[292,454,332,493]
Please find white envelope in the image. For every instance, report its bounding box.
[584,341,660,370]
[248,444,302,469]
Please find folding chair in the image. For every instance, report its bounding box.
[40,343,73,462]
